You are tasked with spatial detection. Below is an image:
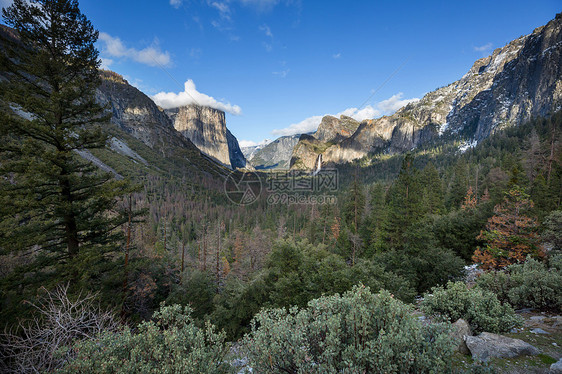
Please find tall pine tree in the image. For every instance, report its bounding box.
[0,0,130,287]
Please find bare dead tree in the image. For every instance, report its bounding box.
[0,284,118,374]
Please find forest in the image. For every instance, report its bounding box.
[0,0,561,373]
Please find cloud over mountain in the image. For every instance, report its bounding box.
[152,80,242,115]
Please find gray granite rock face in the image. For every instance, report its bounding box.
[311,14,562,165]
[248,135,300,170]
[96,72,203,159]
[165,105,250,169]
[465,332,540,361]
[452,319,472,355]
[551,357,562,373]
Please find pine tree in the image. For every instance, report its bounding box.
[420,161,444,215]
[446,159,468,209]
[386,154,423,248]
[342,169,365,264]
[0,0,131,286]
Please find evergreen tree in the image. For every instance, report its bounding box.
[361,183,388,256]
[386,154,424,247]
[342,170,365,264]
[420,161,444,215]
[0,1,131,287]
[446,159,468,209]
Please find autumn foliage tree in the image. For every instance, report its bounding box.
[473,187,544,270]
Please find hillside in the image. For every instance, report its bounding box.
[288,14,562,168]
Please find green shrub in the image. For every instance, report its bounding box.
[421,281,522,333]
[166,269,216,320]
[57,304,232,374]
[477,256,562,311]
[243,285,455,374]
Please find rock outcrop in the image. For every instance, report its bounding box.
[249,135,300,169]
[451,319,472,355]
[552,357,562,373]
[304,14,562,167]
[290,115,360,169]
[97,71,195,154]
[165,105,250,169]
[464,332,540,361]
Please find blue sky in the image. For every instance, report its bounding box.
[3,0,558,146]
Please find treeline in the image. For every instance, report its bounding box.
[48,109,557,339]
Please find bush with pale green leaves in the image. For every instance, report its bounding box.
[421,281,522,334]
[243,285,455,374]
[477,255,562,311]
[56,304,232,374]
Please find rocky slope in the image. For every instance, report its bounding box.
[165,105,250,170]
[1,22,228,180]
[290,115,360,169]
[306,13,562,167]
[95,71,227,176]
[248,135,300,169]
[97,71,190,152]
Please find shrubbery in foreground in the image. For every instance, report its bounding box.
[421,281,522,334]
[57,304,232,374]
[476,254,562,312]
[243,285,455,374]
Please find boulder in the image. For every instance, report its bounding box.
[451,319,472,355]
[551,357,562,373]
[464,332,540,361]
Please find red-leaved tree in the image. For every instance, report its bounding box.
[473,187,544,270]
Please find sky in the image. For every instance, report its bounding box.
[1,0,560,146]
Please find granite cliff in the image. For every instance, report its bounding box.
[247,135,300,170]
[293,14,562,168]
[165,105,250,170]
[290,115,360,169]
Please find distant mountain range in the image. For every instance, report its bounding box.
[243,135,300,170]
[284,13,562,170]
[3,13,561,176]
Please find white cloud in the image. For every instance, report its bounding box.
[210,1,231,20]
[239,139,270,147]
[211,1,230,14]
[339,106,381,120]
[259,24,273,51]
[100,57,114,70]
[272,69,289,78]
[272,115,324,137]
[332,53,341,59]
[474,42,493,53]
[239,0,280,11]
[152,80,242,115]
[170,0,183,8]
[377,92,419,113]
[260,24,273,38]
[98,32,171,67]
[271,93,419,137]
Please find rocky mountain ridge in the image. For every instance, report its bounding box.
[95,71,228,177]
[291,13,562,168]
[1,24,229,180]
[290,115,360,169]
